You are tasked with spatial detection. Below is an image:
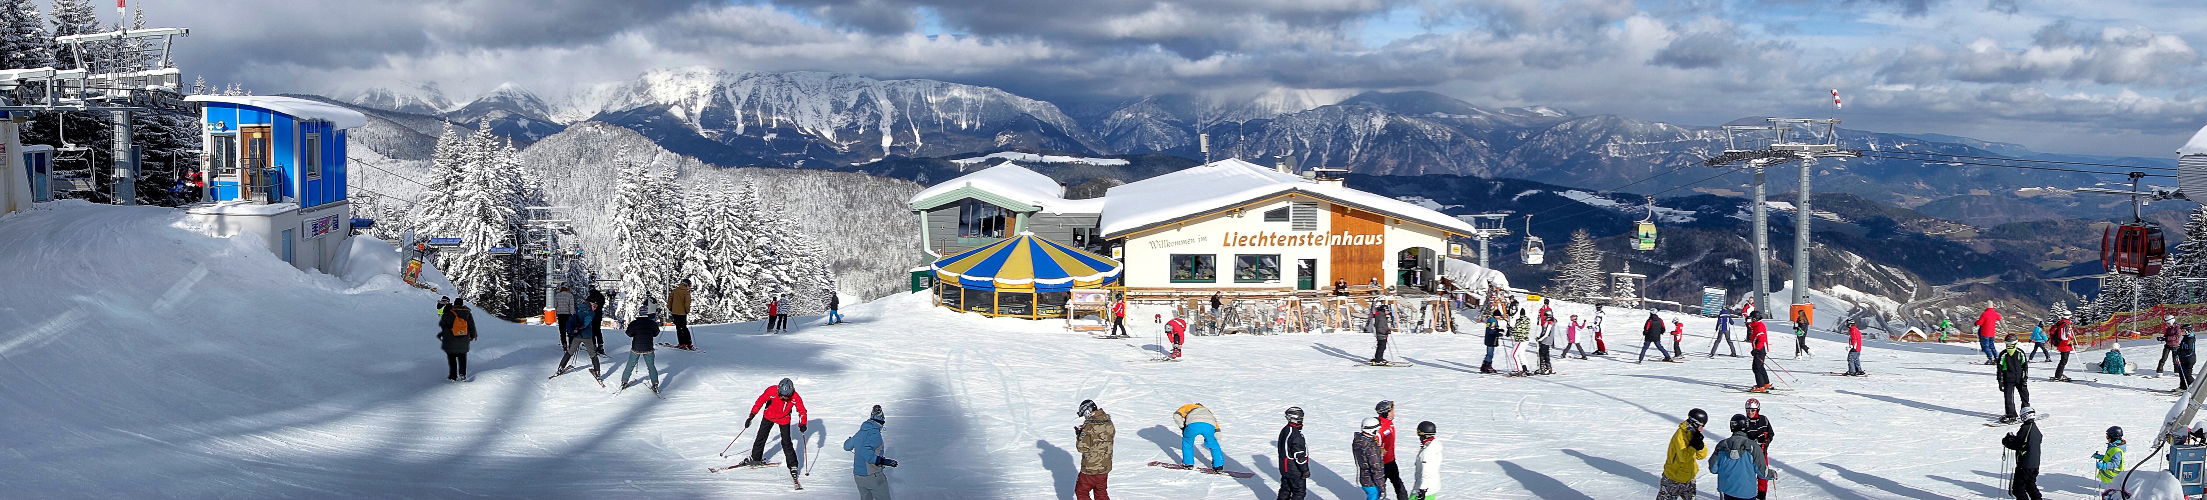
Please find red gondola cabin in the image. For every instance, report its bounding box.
[2103,224,2166,277]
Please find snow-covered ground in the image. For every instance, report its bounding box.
[1,202,2193,498]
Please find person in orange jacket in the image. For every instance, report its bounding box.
[742,378,811,479]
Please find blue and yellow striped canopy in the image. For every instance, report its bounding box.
[933,234,1121,292]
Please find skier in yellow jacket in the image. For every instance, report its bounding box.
[1658,409,1712,500]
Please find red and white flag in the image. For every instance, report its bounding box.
[1831,89,1842,110]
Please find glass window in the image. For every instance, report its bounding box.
[959,199,1007,238]
[939,284,962,309]
[1263,207,1290,222]
[209,135,237,179]
[302,133,321,180]
[1170,254,1216,283]
[1235,254,1281,283]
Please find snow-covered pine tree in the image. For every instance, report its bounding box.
[0,0,50,71]
[26,0,108,201]
[407,125,470,236]
[1559,229,1603,299]
[646,164,686,313]
[610,160,666,319]
[124,5,197,207]
[435,129,519,315]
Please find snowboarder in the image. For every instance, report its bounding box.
[1843,319,1866,376]
[1743,399,1774,499]
[436,298,477,381]
[2159,316,2182,376]
[1174,403,1226,470]
[1410,421,1442,500]
[587,288,608,356]
[1710,414,1774,500]
[742,378,810,481]
[2094,426,2126,489]
[1638,312,1673,363]
[1710,307,1739,357]
[1659,408,1711,500]
[1110,293,1129,338]
[2177,324,2197,392]
[1748,312,1773,392]
[826,292,842,325]
[621,304,661,392]
[1671,319,1687,360]
[1791,307,1811,358]
[1481,315,1504,373]
[2028,321,2051,362]
[1535,309,1557,375]
[2050,316,2075,382]
[2000,409,2044,500]
[666,281,693,349]
[1377,400,1408,500]
[2104,343,2130,375]
[1076,400,1115,500]
[1372,301,1394,365]
[1509,305,1533,374]
[553,286,574,346]
[1165,314,1188,360]
[1997,336,2033,423]
[1276,407,1310,500]
[1354,417,1386,500]
[556,298,603,381]
[1562,314,1589,360]
[1975,306,2002,364]
[1592,304,1610,355]
[842,405,898,500]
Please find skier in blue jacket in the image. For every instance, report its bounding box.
[2028,322,2052,362]
[842,405,898,500]
[1709,414,1774,500]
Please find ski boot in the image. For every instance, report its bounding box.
[1746,385,1770,393]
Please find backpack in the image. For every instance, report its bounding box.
[451,315,471,337]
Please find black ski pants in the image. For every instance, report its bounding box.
[1710,328,1737,357]
[1538,343,1552,371]
[1383,461,1408,500]
[1751,350,1770,387]
[2001,380,2032,417]
[2178,349,2196,390]
[1373,334,1390,362]
[555,314,571,344]
[752,421,799,471]
[1638,339,1671,362]
[1275,472,1306,500]
[2160,346,2176,373]
[2009,466,2041,500]
[1111,315,1127,337]
[2027,342,2051,362]
[671,314,692,346]
[2054,351,2071,379]
[444,352,467,380]
[1794,334,1810,357]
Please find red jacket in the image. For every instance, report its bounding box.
[1848,324,1863,351]
[1112,300,1125,318]
[748,387,809,425]
[1378,417,1397,463]
[2052,319,2074,352]
[768,301,780,316]
[1749,321,1769,351]
[1671,321,1684,341]
[1974,308,2001,339]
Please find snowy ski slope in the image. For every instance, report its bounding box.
[0,201,2188,498]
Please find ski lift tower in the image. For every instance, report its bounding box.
[1459,213,1510,278]
[1704,118,1858,317]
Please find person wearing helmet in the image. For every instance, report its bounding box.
[1747,311,1772,392]
[1164,313,1189,360]
[1075,399,1115,500]
[1996,335,2032,423]
[842,405,898,499]
[2159,315,2183,376]
[742,378,811,479]
[1410,421,1442,500]
[2177,324,2198,392]
[2050,315,2076,382]
[1563,314,1590,360]
[1354,418,1386,500]
[1174,404,1227,470]
[1671,319,1687,362]
[1741,399,1774,499]
[1843,319,1866,376]
[1974,306,2003,364]
[1710,307,1739,358]
[1592,304,1610,355]
[2000,409,2044,499]
[2094,426,2127,488]
[1375,401,1410,499]
[1276,407,1309,500]
[1638,312,1674,363]
[1481,313,1505,373]
[2027,320,2050,363]
[1659,409,1711,500]
[1709,414,1773,500]
[1534,308,1557,375]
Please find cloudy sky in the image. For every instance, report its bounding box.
[139,0,2207,156]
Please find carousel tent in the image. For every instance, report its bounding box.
[932,233,1121,318]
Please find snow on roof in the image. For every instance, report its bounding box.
[2182,123,2207,156]
[907,163,1101,214]
[185,95,369,130]
[1098,158,1477,237]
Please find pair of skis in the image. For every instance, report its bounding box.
[706,461,802,490]
[656,343,704,352]
[1148,461,1257,478]
[548,365,605,387]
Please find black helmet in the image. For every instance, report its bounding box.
[777,378,795,397]
[1284,406,1304,425]
[1416,421,1437,437]
[1078,399,1098,418]
[2109,426,2125,441]
[1376,400,1395,416]
[1730,414,1750,433]
[1687,408,1709,427]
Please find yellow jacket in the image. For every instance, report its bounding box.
[1663,420,1710,483]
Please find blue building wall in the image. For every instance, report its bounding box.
[200,103,347,208]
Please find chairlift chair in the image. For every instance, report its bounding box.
[1633,196,1658,251]
[2103,222,2166,277]
[1521,215,1545,265]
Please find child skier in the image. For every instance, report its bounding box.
[842,405,898,499]
[1562,315,1589,359]
[2095,426,2126,491]
[1843,319,1865,376]
[2028,321,2050,362]
[556,298,602,381]
[1174,404,1226,470]
[2105,343,2130,375]
[741,378,810,482]
[2177,324,2197,392]
[1410,421,1442,500]
[1165,315,1188,360]
[1354,417,1386,500]
[621,304,662,392]
[1076,400,1115,500]
[1659,408,1711,500]
[1710,414,1774,500]
[2051,315,2075,381]
[2001,410,2043,499]
[1276,407,1309,500]
[1671,319,1687,361]
[1997,336,2033,423]
[1592,304,1610,355]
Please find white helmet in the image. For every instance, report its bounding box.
[2170,316,2179,324]
[1361,417,1382,433]
[2021,407,2036,421]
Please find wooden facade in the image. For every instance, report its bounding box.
[1329,204,1386,287]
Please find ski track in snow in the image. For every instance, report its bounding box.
[0,202,2183,498]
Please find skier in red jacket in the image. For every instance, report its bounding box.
[1748,312,1773,392]
[743,378,811,479]
[2050,317,2076,382]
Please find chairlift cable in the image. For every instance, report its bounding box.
[1861,150,2180,172]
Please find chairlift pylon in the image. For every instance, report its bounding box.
[1633,196,1658,251]
[1521,215,1545,265]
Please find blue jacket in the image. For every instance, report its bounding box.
[1717,313,1734,333]
[2031,326,2046,343]
[843,419,886,476]
[569,305,596,338]
[1708,433,1769,498]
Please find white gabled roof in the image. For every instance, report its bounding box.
[2182,123,2207,156]
[186,95,369,130]
[908,163,1103,214]
[1098,158,1477,237]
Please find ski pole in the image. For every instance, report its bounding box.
[721,419,754,458]
[802,425,821,476]
[1766,358,1799,388]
